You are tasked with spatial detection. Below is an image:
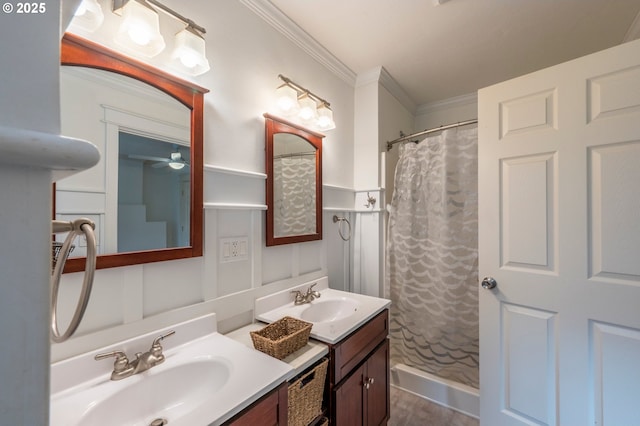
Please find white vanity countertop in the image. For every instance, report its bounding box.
[225,323,329,376]
[255,277,391,344]
[50,313,295,426]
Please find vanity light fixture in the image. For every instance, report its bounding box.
[275,74,336,131]
[66,0,212,74]
[69,0,105,33]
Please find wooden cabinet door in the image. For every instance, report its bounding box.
[335,363,365,425]
[225,383,287,426]
[365,339,389,426]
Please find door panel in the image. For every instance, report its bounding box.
[502,304,557,425]
[591,322,640,425]
[501,153,557,272]
[335,363,364,425]
[588,141,640,281]
[366,340,389,426]
[480,38,640,425]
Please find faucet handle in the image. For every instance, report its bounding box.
[152,330,176,348]
[308,283,321,298]
[95,350,130,373]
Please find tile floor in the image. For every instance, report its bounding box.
[388,386,479,426]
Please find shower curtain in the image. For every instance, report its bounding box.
[385,126,479,389]
[273,155,316,236]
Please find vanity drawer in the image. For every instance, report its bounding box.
[330,309,388,385]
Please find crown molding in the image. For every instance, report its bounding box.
[240,0,357,86]
[356,66,417,114]
[379,67,417,113]
[415,92,478,116]
[624,9,640,42]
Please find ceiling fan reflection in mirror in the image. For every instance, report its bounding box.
[128,150,190,170]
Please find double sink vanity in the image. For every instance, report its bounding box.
[50,277,390,425]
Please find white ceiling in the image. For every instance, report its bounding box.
[267,0,640,108]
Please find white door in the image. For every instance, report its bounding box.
[479,38,640,425]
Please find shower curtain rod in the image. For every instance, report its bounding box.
[386,118,478,151]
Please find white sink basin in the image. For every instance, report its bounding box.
[50,315,294,426]
[300,297,360,323]
[255,278,390,344]
[79,359,231,426]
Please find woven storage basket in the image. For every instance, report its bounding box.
[250,316,312,360]
[288,358,328,426]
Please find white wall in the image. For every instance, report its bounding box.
[52,0,358,362]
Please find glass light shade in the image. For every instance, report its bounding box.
[275,84,300,116]
[69,0,104,33]
[169,161,186,170]
[316,103,336,130]
[170,28,211,76]
[297,93,318,123]
[114,0,165,58]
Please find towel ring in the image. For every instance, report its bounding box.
[333,215,351,241]
[50,218,97,343]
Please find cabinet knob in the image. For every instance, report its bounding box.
[364,377,375,389]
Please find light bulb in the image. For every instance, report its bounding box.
[180,51,200,68]
[128,25,152,45]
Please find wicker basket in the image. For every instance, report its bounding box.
[250,317,312,360]
[288,358,328,426]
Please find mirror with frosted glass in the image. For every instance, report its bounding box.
[57,33,207,272]
[264,114,323,246]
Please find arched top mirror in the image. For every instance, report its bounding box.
[58,33,208,272]
[264,113,323,246]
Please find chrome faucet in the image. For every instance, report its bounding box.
[95,330,175,380]
[291,283,321,305]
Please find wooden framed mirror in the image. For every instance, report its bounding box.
[264,114,323,246]
[58,33,208,272]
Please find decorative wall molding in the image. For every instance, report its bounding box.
[240,0,356,86]
[324,184,355,211]
[204,165,266,207]
[624,9,640,42]
[379,67,417,114]
[204,164,267,179]
[204,202,267,210]
[356,66,417,114]
[415,92,478,117]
